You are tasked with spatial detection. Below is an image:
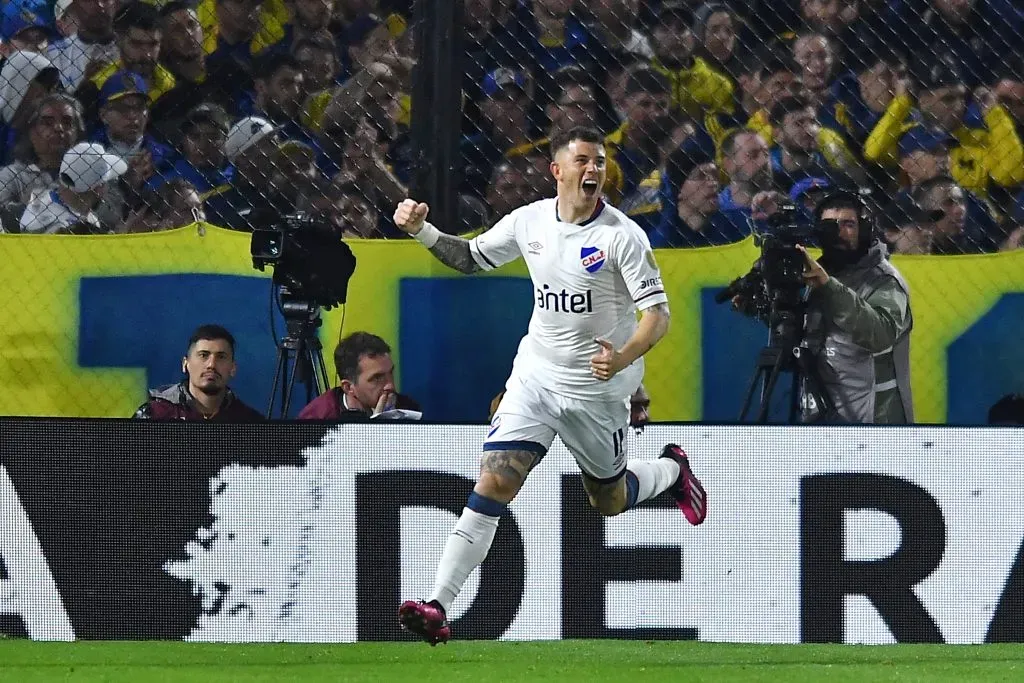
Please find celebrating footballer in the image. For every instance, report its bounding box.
[393,126,708,645]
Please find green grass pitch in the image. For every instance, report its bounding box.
[2,640,1023,682]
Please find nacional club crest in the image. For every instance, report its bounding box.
[580,246,606,273]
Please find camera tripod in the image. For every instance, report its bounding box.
[267,292,331,419]
[738,305,838,424]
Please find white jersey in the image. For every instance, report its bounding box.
[469,197,668,401]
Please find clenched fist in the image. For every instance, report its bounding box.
[393,199,430,235]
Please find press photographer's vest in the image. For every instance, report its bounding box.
[804,248,914,424]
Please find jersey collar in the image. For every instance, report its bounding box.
[555,198,605,226]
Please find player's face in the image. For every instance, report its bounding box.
[184,339,236,396]
[551,140,607,205]
[346,353,396,412]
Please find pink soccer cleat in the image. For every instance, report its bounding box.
[398,600,451,645]
[660,444,707,525]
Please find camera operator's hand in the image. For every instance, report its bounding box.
[393,198,430,235]
[590,339,625,381]
[796,244,829,288]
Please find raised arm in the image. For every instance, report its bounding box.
[393,199,481,274]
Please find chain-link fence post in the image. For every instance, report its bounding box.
[409,0,463,229]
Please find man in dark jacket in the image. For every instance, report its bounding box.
[799,192,914,424]
[133,324,263,421]
[297,331,420,421]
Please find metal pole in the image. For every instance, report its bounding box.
[409,0,463,229]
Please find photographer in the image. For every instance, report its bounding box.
[730,192,914,424]
[797,193,914,424]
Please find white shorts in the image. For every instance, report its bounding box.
[485,373,630,481]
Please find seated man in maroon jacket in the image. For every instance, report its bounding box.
[297,331,420,421]
[133,324,264,421]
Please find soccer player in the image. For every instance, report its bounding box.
[393,126,707,645]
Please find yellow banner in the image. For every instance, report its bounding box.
[0,225,1020,422]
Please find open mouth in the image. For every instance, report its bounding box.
[581,179,599,195]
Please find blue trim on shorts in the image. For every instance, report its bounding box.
[467,491,507,517]
[580,466,627,485]
[482,440,548,457]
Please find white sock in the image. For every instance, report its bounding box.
[626,458,680,505]
[427,507,500,612]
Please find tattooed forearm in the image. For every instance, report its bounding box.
[647,302,670,317]
[480,449,539,484]
[428,233,482,274]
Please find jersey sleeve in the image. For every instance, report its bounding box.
[469,211,522,271]
[615,224,669,311]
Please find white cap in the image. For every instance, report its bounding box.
[58,142,128,192]
[223,116,279,161]
[55,0,75,21]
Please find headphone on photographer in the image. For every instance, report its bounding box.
[812,189,876,252]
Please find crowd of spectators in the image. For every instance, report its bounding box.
[0,0,1023,255]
